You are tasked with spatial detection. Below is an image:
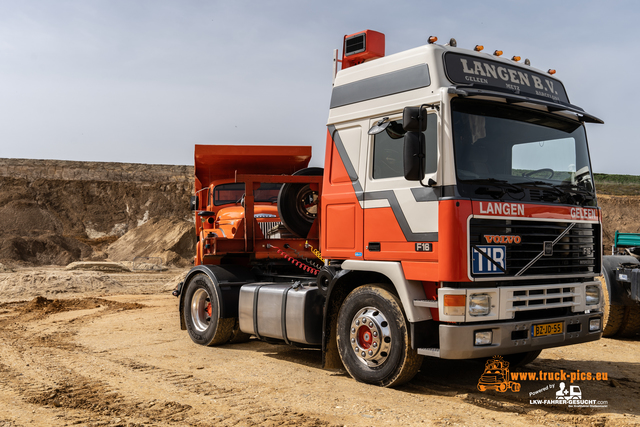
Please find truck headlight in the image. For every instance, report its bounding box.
[469,294,491,316]
[475,330,492,345]
[585,285,600,306]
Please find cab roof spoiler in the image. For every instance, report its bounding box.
[448,86,604,124]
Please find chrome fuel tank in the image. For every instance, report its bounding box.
[238,283,323,345]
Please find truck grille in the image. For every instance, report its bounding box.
[258,221,281,239]
[470,218,600,278]
[500,284,579,318]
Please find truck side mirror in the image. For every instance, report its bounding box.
[404,132,425,181]
[403,106,428,132]
[190,195,199,211]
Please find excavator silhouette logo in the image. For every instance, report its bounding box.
[477,356,521,393]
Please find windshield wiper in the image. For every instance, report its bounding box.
[517,181,565,202]
[520,181,595,205]
[553,182,596,204]
[520,180,564,192]
[464,178,525,199]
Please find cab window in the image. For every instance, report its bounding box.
[213,183,282,206]
[372,114,437,179]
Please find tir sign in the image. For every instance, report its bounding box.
[472,246,506,274]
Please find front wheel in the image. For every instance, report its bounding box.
[182,273,234,346]
[336,285,423,387]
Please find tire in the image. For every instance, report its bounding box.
[598,276,625,337]
[229,318,252,343]
[502,350,541,368]
[182,273,234,346]
[278,167,323,238]
[617,305,640,338]
[336,284,423,387]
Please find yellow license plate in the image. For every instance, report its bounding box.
[532,322,563,337]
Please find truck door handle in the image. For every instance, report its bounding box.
[368,242,381,252]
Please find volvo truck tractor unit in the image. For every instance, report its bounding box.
[173,30,605,387]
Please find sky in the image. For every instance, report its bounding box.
[0,0,638,174]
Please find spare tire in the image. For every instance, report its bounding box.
[278,167,323,238]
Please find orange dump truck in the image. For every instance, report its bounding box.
[173,30,604,387]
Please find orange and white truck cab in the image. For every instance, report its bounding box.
[175,30,604,388]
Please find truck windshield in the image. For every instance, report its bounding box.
[452,98,596,206]
[214,183,282,206]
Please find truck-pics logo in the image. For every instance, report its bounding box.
[477,356,521,392]
[484,235,521,244]
[478,360,610,408]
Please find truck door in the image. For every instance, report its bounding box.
[321,124,365,259]
[363,113,439,261]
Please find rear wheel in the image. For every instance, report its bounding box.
[182,273,234,346]
[617,305,640,338]
[336,285,423,387]
[599,276,625,337]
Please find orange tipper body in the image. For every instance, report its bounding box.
[177,30,605,388]
[192,144,320,265]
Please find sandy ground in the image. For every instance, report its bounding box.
[0,268,638,427]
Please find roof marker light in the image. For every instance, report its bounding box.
[449,38,457,47]
[524,58,531,66]
[548,69,557,75]
[511,55,521,62]
[493,50,503,56]
[474,45,484,52]
[428,36,438,44]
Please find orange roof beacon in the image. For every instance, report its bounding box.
[173,30,605,387]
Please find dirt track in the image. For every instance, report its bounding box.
[0,268,638,427]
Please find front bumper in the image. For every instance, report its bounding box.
[436,312,602,359]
